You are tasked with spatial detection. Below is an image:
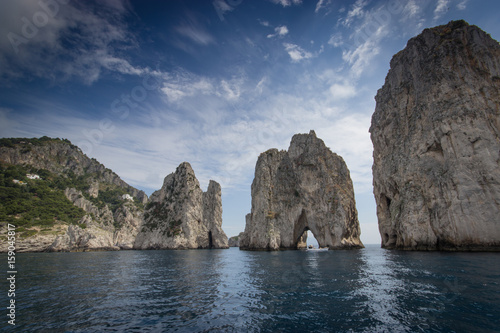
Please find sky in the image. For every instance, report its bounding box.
[1,0,499,245]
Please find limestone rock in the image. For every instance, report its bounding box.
[228,232,244,247]
[240,131,363,250]
[134,162,228,249]
[49,223,119,252]
[48,188,143,251]
[370,20,500,250]
[113,203,144,249]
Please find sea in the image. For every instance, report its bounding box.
[1,245,499,332]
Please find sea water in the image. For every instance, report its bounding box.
[1,245,499,332]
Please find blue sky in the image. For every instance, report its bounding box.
[1,0,499,244]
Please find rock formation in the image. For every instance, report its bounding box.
[370,20,500,250]
[0,137,148,203]
[48,188,143,251]
[228,232,243,247]
[134,162,228,249]
[239,131,363,250]
[0,137,146,252]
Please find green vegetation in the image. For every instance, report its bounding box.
[0,137,144,231]
[0,136,73,149]
[0,163,86,227]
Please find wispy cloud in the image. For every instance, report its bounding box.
[283,43,313,62]
[269,0,302,7]
[457,0,468,10]
[434,0,450,20]
[329,83,356,101]
[403,0,420,18]
[0,0,143,85]
[328,33,343,47]
[342,0,368,26]
[267,25,289,38]
[315,0,332,14]
[175,24,215,45]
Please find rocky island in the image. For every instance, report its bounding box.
[0,138,228,251]
[134,162,228,249]
[0,137,146,251]
[371,20,500,250]
[240,131,363,250]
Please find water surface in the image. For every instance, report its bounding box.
[1,245,499,332]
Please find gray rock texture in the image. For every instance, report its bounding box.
[228,232,243,247]
[134,162,228,249]
[370,20,500,250]
[48,188,143,251]
[240,131,363,250]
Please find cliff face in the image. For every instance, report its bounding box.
[240,131,363,250]
[370,21,500,250]
[0,138,146,252]
[134,162,228,249]
[48,188,143,251]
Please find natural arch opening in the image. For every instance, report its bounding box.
[306,230,319,249]
[293,209,324,249]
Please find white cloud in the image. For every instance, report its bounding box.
[343,0,368,26]
[161,73,215,102]
[283,43,313,62]
[315,0,331,14]
[328,33,343,47]
[340,6,391,78]
[457,0,467,10]
[213,0,235,21]
[258,19,270,27]
[329,83,356,101]
[219,80,241,100]
[0,0,143,85]
[267,25,289,38]
[255,76,268,95]
[403,0,420,18]
[269,0,302,7]
[159,71,247,103]
[434,0,450,20]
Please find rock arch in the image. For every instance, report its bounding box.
[239,131,363,250]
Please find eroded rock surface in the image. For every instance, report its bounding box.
[48,188,143,251]
[370,20,500,250]
[134,162,228,249]
[240,131,363,250]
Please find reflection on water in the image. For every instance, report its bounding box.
[1,246,499,332]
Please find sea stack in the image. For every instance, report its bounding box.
[370,20,500,250]
[240,131,363,250]
[134,162,228,249]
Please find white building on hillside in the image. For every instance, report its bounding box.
[122,194,134,201]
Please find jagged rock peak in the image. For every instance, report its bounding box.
[134,162,228,249]
[370,20,500,251]
[240,131,363,251]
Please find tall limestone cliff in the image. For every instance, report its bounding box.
[240,131,363,250]
[370,21,500,250]
[134,162,228,249]
[0,137,145,252]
